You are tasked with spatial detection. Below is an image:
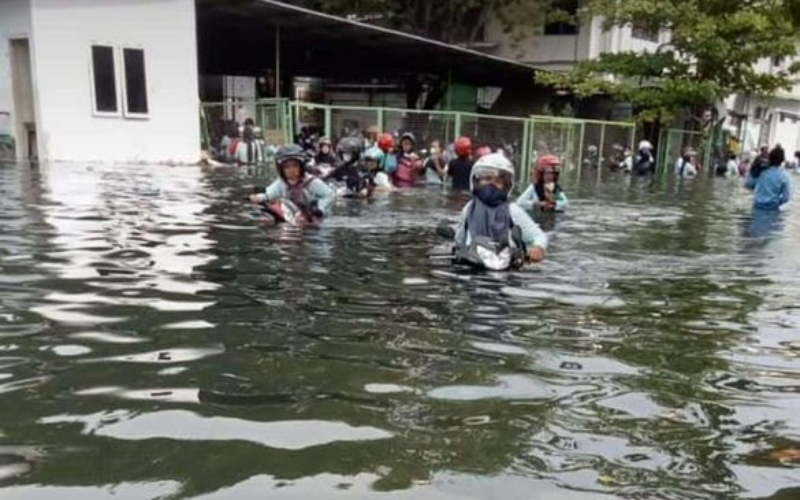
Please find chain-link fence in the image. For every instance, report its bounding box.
[529,117,584,177]
[331,107,381,141]
[199,102,233,156]
[579,120,637,176]
[383,109,458,150]
[200,99,291,165]
[460,113,528,179]
[255,99,292,146]
[657,128,712,176]
[200,100,638,178]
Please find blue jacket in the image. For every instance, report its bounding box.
[745,166,791,211]
[516,184,569,212]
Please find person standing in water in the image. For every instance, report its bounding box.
[516,155,569,212]
[675,150,698,178]
[424,140,447,185]
[377,133,398,174]
[393,132,423,187]
[634,140,656,176]
[448,137,474,191]
[745,146,792,211]
[454,153,548,263]
[251,145,335,219]
[235,126,263,166]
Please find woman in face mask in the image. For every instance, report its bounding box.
[516,155,569,212]
[453,153,548,263]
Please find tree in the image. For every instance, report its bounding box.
[291,0,573,46]
[539,0,800,125]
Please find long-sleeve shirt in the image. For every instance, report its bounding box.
[745,166,792,211]
[516,184,569,212]
[264,177,335,217]
[455,202,548,250]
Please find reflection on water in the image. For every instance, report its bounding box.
[0,163,799,499]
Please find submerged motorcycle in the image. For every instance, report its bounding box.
[431,222,526,272]
[250,188,320,226]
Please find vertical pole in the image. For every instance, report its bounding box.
[324,105,332,139]
[629,124,636,155]
[598,123,606,172]
[275,25,281,99]
[285,101,293,144]
[521,119,531,184]
[577,121,586,179]
[377,108,384,133]
[454,112,462,139]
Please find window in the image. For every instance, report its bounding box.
[544,0,578,35]
[91,45,118,115]
[90,45,149,118]
[122,48,148,116]
[632,24,659,42]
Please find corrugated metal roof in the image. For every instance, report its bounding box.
[196,0,546,86]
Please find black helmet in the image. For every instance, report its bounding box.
[275,144,307,180]
[337,137,363,163]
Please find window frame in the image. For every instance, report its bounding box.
[89,44,121,118]
[631,24,659,43]
[120,45,150,119]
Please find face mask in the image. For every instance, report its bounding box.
[473,184,508,207]
[545,182,556,192]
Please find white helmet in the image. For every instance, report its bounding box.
[470,152,515,192]
[639,140,653,151]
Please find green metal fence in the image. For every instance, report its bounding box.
[200,99,638,182]
[200,98,292,155]
[657,128,712,176]
[577,119,637,179]
[461,113,529,179]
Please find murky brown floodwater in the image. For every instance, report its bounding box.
[0,162,798,500]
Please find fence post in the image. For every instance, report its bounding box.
[521,118,531,183]
[577,122,586,178]
[454,112,462,139]
[377,108,384,133]
[628,124,636,154]
[324,106,332,139]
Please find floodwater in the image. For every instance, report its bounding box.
[0,162,798,500]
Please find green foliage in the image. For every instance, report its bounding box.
[540,0,800,123]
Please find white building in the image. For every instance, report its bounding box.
[724,54,800,155]
[485,15,669,73]
[486,12,800,153]
[0,0,200,164]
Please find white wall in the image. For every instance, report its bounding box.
[0,0,33,155]
[484,16,587,69]
[486,16,669,70]
[30,0,200,164]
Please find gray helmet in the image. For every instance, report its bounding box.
[276,144,307,180]
[400,132,416,146]
[336,137,363,163]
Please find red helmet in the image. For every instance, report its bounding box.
[475,146,492,158]
[378,133,394,153]
[535,155,561,182]
[455,137,472,158]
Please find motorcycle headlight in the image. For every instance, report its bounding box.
[476,245,512,271]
